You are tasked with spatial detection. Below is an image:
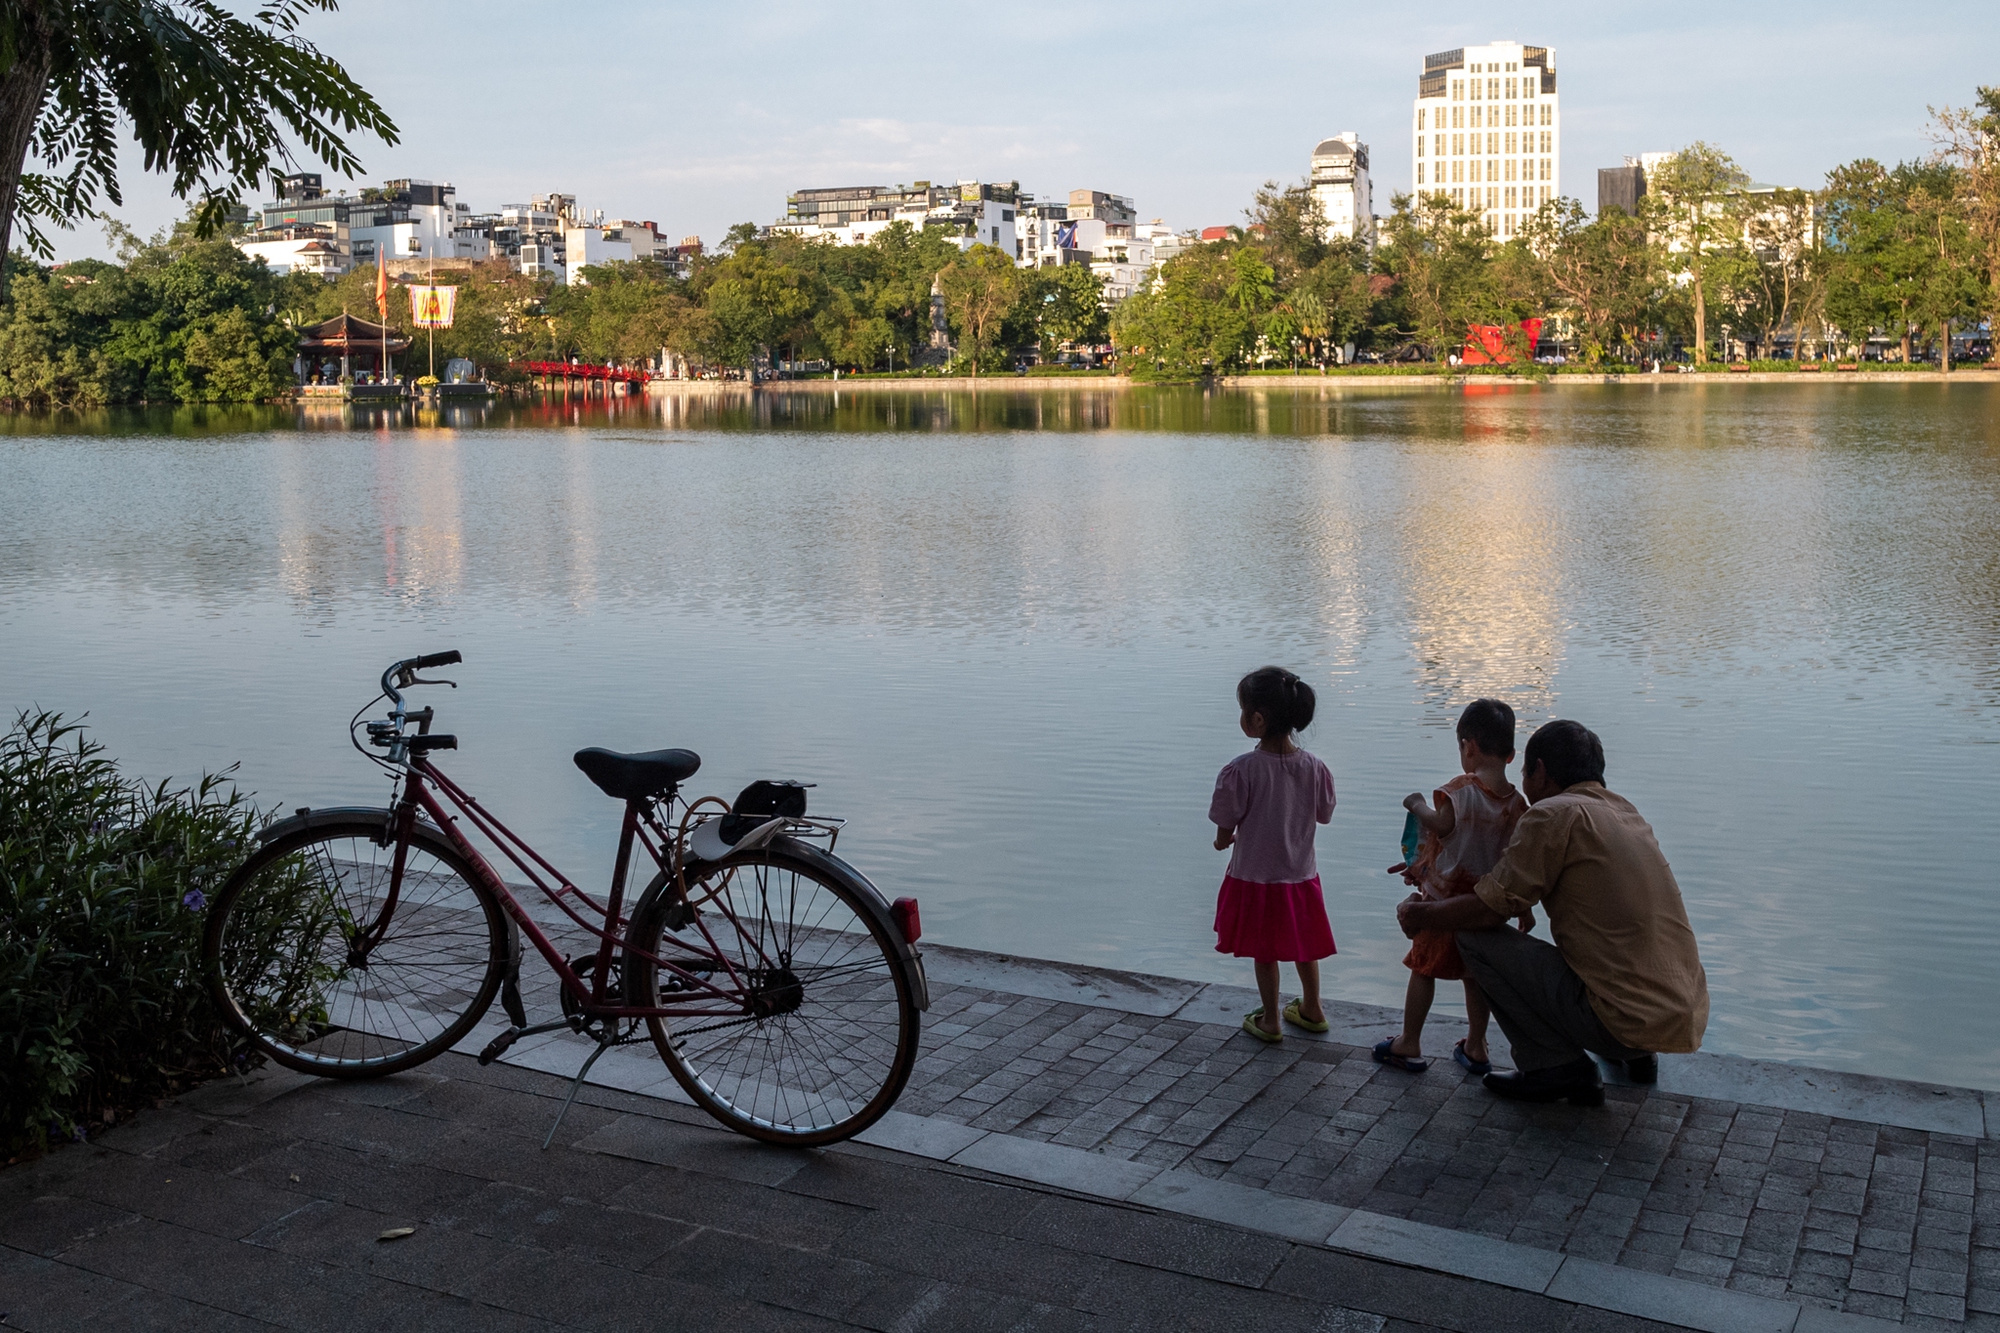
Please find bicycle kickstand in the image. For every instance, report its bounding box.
[542,1034,615,1151]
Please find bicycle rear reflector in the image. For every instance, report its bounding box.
[891,897,922,943]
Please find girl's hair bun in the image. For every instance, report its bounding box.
[1237,666,1316,736]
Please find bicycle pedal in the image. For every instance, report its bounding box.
[477,1027,522,1066]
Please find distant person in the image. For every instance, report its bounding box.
[1376,699,1531,1075]
[1395,720,1709,1106]
[1210,667,1337,1042]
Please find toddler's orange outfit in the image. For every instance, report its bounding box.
[1402,774,1527,980]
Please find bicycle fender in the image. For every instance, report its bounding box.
[767,836,930,1011]
[254,806,398,845]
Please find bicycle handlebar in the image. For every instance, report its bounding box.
[381,650,463,710]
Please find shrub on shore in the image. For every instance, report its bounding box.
[0,712,262,1156]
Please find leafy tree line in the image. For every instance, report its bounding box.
[1121,92,1999,374]
[0,214,1121,404]
[2,87,1993,404]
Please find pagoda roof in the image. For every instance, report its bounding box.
[299,311,410,351]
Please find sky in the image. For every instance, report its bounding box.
[47,0,2000,262]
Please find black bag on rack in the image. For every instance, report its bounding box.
[718,779,811,843]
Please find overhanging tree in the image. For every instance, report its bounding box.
[1928,88,2000,362]
[939,243,1020,375]
[1375,191,1492,361]
[1646,143,1750,364]
[0,1,396,270]
[1518,198,1659,364]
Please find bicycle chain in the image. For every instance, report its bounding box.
[663,1014,763,1040]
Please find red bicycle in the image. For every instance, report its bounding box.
[202,651,927,1146]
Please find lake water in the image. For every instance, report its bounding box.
[4,384,1997,1088]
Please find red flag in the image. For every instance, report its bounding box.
[375,248,389,319]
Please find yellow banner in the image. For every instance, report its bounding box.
[409,285,457,328]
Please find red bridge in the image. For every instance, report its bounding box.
[513,359,652,388]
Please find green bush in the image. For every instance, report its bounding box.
[1,711,261,1154]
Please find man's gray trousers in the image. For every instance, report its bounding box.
[1456,928,1650,1072]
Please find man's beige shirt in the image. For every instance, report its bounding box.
[1473,782,1709,1053]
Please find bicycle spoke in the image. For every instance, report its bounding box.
[633,849,917,1144]
[210,827,504,1076]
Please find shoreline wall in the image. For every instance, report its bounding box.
[647,369,2000,393]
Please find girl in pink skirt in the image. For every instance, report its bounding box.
[1210,666,1338,1042]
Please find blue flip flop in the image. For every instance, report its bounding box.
[1372,1037,1428,1072]
[1452,1039,1493,1075]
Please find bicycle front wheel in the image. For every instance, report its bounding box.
[204,819,508,1077]
[625,846,920,1145]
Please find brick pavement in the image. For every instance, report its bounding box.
[885,976,1996,1330]
[0,1054,1704,1333]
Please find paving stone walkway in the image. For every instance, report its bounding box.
[2,1054,1697,1333]
[881,954,1996,1331]
[13,927,1991,1333]
[466,906,1996,1333]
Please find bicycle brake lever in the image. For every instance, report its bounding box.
[405,675,458,690]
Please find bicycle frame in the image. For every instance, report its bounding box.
[381,755,772,1022]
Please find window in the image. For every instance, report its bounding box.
[1541,104,1552,126]
[1452,160,1462,182]
[1505,132,1516,154]
[1542,158,1551,181]
[1506,187,1517,208]
[1435,134,1444,156]
[1418,109,1426,131]
[1416,137,1423,157]
[1488,78,1499,98]
[1471,106,1482,128]
[1452,80,1462,100]
[1488,160,1498,182]
[1471,78,1481,100]
[1452,106,1462,128]
[1488,132,1499,154]
[1488,187,1499,207]
[1505,105,1516,127]
[1417,163,1425,184]
[1506,78,1516,98]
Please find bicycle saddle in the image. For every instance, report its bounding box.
[572,747,701,801]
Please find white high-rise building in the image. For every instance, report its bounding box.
[1411,41,1560,239]
[1309,134,1374,246]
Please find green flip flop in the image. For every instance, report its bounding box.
[1241,1009,1283,1043]
[1282,999,1330,1034]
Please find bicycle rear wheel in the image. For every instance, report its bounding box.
[204,819,508,1077]
[624,845,920,1145]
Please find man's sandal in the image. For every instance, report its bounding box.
[1282,999,1329,1033]
[1372,1037,1429,1072]
[1452,1040,1493,1075]
[1242,1009,1284,1043]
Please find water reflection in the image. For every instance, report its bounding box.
[4,383,2000,1088]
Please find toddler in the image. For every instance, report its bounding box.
[1210,666,1338,1042]
[1378,698,1530,1073]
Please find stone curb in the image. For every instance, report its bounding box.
[642,372,2000,393]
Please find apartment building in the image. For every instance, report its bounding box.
[1411,41,1561,239]
[1309,134,1374,245]
[241,173,493,273]
[774,180,1020,253]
